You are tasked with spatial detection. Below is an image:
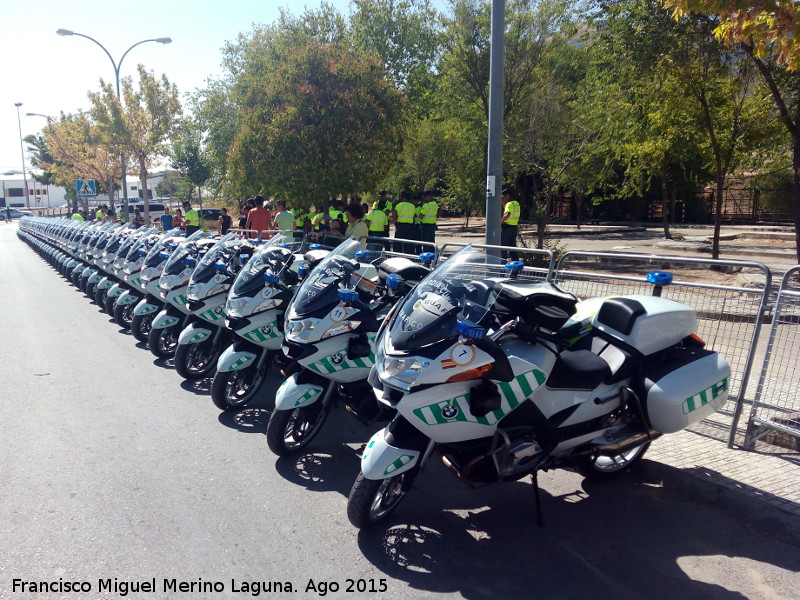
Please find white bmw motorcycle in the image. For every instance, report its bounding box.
[347,245,731,528]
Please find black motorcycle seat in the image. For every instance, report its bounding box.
[377,256,430,283]
[573,330,644,385]
[546,349,611,391]
[493,281,578,330]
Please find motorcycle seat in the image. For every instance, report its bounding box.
[573,330,644,384]
[377,257,430,283]
[493,281,578,330]
[546,349,611,390]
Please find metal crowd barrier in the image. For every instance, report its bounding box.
[550,251,772,447]
[744,265,800,449]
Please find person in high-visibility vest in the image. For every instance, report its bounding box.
[291,207,307,231]
[309,205,326,232]
[115,207,125,223]
[372,191,392,236]
[183,201,201,235]
[95,206,105,222]
[419,191,440,244]
[70,211,85,221]
[366,198,388,238]
[392,192,416,254]
[500,188,520,261]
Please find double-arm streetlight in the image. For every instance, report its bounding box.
[56,29,171,217]
[14,102,31,209]
[26,112,52,121]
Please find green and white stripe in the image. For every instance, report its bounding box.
[307,335,376,375]
[294,387,321,407]
[226,354,254,371]
[200,308,223,322]
[172,294,187,307]
[384,454,415,475]
[412,368,546,427]
[683,377,728,415]
[243,321,281,343]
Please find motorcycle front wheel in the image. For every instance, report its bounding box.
[86,280,99,300]
[347,471,414,529]
[131,312,156,343]
[573,441,650,481]
[148,324,180,358]
[210,361,266,411]
[175,338,220,380]
[265,395,332,456]
[113,301,136,329]
[103,293,117,315]
[95,286,109,310]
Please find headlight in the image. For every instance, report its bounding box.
[254,298,281,313]
[226,297,248,317]
[321,321,361,340]
[380,357,427,391]
[188,284,200,297]
[285,319,316,342]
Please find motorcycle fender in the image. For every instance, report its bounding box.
[116,292,140,306]
[360,430,420,480]
[151,310,181,330]
[133,299,160,317]
[97,277,114,290]
[107,284,125,298]
[88,272,104,284]
[274,373,324,411]
[178,323,213,346]
[217,344,258,373]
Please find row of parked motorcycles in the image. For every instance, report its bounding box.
[18,216,731,529]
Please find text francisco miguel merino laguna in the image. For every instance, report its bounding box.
[11,576,388,596]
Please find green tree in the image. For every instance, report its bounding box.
[663,0,800,260]
[90,65,182,223]
[170,119,213,210]
[228,41,404,204]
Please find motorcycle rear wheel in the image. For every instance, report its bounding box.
[113,301,135,329]
[131,312,156,343]
[265,396,332,456]
[210,362,266,411]
[175,339,219,380]
[347,471,413,529]
[573,441,650,481]
[148,324,180,358]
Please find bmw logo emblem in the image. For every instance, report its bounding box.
[260,326,272,335]
[441,404,459,419]
[331,353,345,365]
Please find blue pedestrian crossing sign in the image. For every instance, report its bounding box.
[76,179,97,198]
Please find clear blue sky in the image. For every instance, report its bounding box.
[1,0,450,173]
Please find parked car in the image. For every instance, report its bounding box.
[126,202,166,221]
[198,208,221,222]
[0,208,34,220]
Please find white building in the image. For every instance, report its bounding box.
[0,170,169,209]
[0,171,66,209]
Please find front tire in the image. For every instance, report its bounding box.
[175,338,220,380]
[148,324,180,358]
[104,292,117,315]
[573,441,650,481]
[347,471,414,529]
[265,397,332,456]
[95,285,109,309]
[113,301,135,329]
[131,312,156,343]
[210,361,266,411]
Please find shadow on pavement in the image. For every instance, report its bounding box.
[350,464,799,600]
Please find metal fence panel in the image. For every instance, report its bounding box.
[745,266,800,448]
[552,251,772,447]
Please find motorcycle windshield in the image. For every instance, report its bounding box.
[163,231,209,276]
[387,245,504,351]
[143,229,192,268]
[230,233,299,297]
[190,233,239,284]
[290,238,363,318]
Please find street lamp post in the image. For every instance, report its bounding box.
[14,102,31,209]
[56,29,171,221]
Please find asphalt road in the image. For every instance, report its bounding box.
[1,222,798,600]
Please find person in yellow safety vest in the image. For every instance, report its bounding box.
[183,200,201,235]
[291,207,306,231]
[116,207,125,223]
[500,188,520,261]
[372,190,392,236]
[419,191,440,244]
[309,205,326,232]
[392,192,417,254]
[95,206,105,222]
[328,200,345,228]
[366,198,388,238]
[71,211,85,221]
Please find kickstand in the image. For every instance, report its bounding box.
[531,471,544,527]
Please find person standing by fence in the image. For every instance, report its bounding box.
[500,188,520,261]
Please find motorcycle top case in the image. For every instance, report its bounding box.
[636,347,731,434]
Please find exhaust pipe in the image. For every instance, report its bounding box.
[571,430,662,458]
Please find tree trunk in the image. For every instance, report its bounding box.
[139,157,149,225]
[107,176,116,219]
[537,189,553,250]
[576,190,582,230]
[712,173,725,260]
[661,176,672,240]
[794,138,800,263]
